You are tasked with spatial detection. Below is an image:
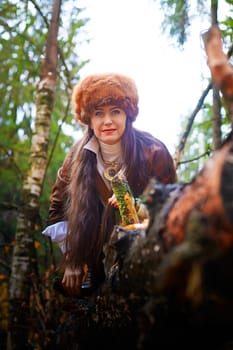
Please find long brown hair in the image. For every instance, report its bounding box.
[64,127,102,268]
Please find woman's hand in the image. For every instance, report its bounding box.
[108,193,119,208]
[62,266,85,296]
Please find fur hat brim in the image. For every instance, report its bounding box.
[72,73,139,125]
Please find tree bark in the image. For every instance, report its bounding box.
[202,25,233,124]
[210,0,222,150]
[7,1,61,349]
[212,86,222,149]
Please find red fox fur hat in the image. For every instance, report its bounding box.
[72,73,139,125]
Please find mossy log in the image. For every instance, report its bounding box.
[111,170,140,227]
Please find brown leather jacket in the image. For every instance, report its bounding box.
[47,139,177,226]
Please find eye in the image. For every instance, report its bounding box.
[112,108,121,115]
[95,110,103,117]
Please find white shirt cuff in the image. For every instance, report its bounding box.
[42,221,68,253]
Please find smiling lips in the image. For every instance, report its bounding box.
[103,129,116,133]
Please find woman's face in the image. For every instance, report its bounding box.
[90,105,127,145]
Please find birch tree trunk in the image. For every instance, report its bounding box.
[7,0,62,348]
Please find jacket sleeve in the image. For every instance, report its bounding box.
[146,140,177,184]
[47,148,73,225]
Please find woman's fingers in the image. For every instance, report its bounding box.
[108,194,119,208]
[62,267,84,296]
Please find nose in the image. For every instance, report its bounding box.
[103,113,112,124]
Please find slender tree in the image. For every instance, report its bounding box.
[211,0,222,150]
[7,0,62,348]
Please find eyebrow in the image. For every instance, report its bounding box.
[94,105,119,110]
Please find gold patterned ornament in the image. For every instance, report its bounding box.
[103,160,121,181]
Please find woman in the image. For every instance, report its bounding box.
[43,73,177,296]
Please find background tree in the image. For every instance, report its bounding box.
[156,0,233,180]
[7,0,62,347]
[0,0,89,348]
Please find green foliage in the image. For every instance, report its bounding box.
[158,0,208,46]
[177,98,232,182]
[156,0,233,181]
[220,3,233,49]
[159,0,190,46]
[0,2,90,341]
[0,0,89,238]
[157,0,231,48]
